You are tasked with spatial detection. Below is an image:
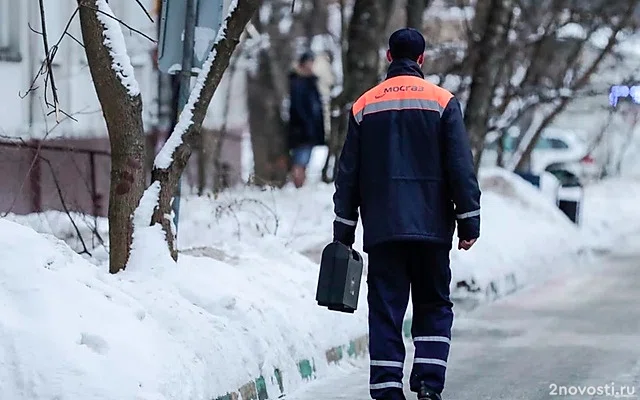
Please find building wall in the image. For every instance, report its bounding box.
[0,137,111,217]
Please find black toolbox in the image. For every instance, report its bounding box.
[315,241,363,313]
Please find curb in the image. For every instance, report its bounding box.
[213,318,414,400]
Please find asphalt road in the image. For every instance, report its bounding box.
[288,252,640,399]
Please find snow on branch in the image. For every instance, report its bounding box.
[154,0,239,170]
[132,181,161,229]
[94,0,141,97]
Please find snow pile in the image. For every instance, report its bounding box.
[178,168,587,297]
[5,167,594,297]
[177,184,333,255]
[453,168,587,294]
[582,177,640,253]
[8,166,634,298]
[4,210,108,258]
[0,218,367,400]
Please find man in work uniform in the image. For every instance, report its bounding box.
[332,28,481,400]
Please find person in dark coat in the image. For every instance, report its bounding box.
[331,28,481,400]
[288,51,325,188]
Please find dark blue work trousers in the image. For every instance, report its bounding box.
[367,241,453,399]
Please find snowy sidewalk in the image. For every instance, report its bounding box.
[286,252,640,400]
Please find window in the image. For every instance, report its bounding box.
[534,138,567,149]
[533,137,569,150]
[0,0,10,48]
[548,138,569,149]
[0,0,21,61]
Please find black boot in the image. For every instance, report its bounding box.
[417,382,442,400]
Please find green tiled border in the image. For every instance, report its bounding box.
[213,318,413,400]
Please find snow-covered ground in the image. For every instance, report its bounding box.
[582,176,640,254]
[2,165,640,399]
[175,166,589,297]
[0,219,369,399]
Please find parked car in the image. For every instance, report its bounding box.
[481,128,600,183]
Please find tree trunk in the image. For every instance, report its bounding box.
[322,0,396,182]
[149,0,261,260]
[307,0,330,38]
[463,0,513,172]
[212,48,241,194]
[77,0,146,274]
[405,0,431,29]
[247,47,288,186]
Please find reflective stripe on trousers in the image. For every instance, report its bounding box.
[413,336,450,368]
[367,241,453,398]
[369,359,405,395]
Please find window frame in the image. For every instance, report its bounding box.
[0,0,22,62]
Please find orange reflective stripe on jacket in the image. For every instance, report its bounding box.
[352,76,453,124]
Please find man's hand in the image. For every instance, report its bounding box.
[458,238,477,250]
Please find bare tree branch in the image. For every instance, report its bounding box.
[65,32,85,48]
[38,0,60,121]
[39,154,93,255]
[21,6,82,115]
[509,0,640,171]
[78,3,157,43]
[133,0,154,23]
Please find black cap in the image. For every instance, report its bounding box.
[299,50,315,64]
[388,28,426,61]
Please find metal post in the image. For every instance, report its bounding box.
[172,0,197,241]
